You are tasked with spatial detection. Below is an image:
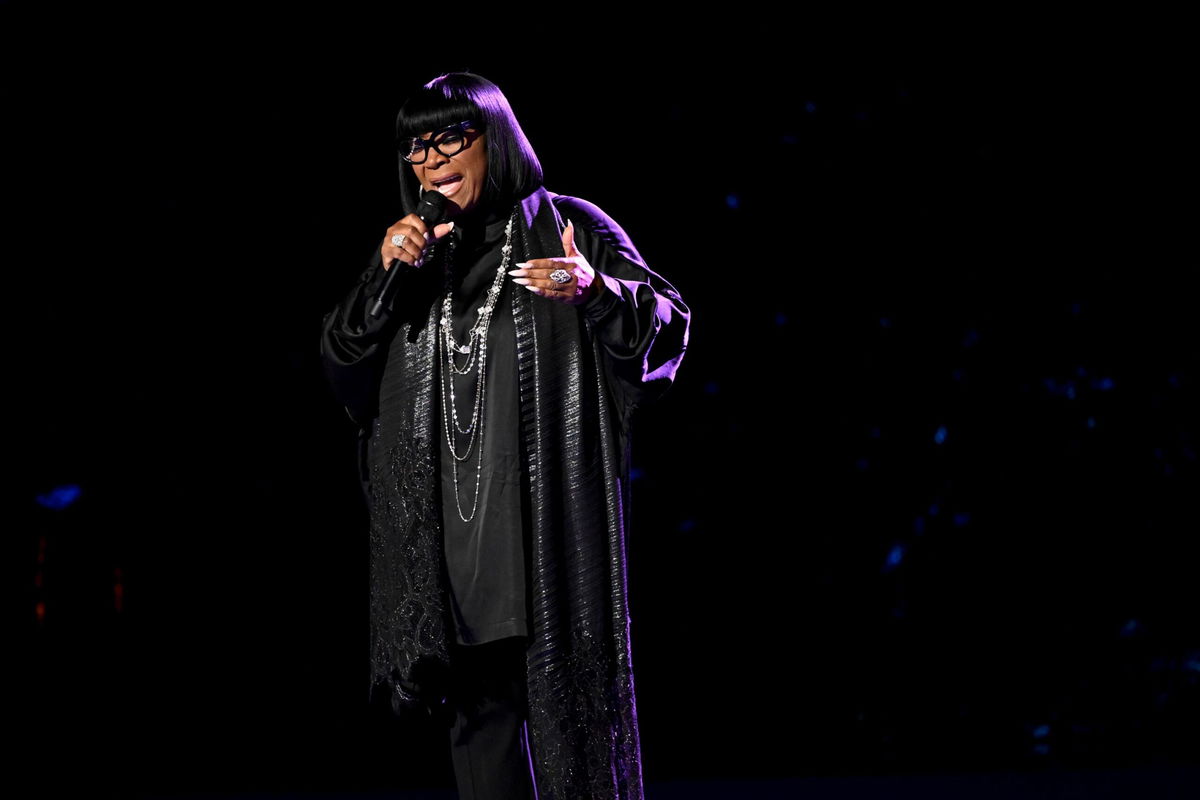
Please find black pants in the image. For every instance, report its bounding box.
[447,638,538,800]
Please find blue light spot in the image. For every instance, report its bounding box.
[780,133,798,145]
[953,512,971,527]
[883,544,904,572]
[1121,619,1141,637]
[1033,743,1050,756]
[725,193,740,210]
[856,457,870,471]
[1185,659,1200,673]
[630,467,645,481]
[1087,417,1096,428]
[879,317,892,329]
[1032,724,1051,739]
[1093,377,1115,391]
[704,381,719,395]
[961,329,980,349]
[1076,366,1088,377]
[775,311,788,326]
[928,503,940,517]
[36,485,81,510]
[952,368,966,382]
[804,101,816,113]
[933,426,947,445]
[1043,377,1077,399]
[913,516,926,535]
[678,519,696,533]
[1070,302,1082,316]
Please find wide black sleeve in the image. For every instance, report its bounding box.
[319,241,405,427]
[554,196,690,410]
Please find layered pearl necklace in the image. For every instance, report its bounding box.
[438,207,518,522]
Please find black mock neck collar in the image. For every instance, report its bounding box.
[454,203,512,251]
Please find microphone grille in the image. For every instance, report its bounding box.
[417,190,448,223]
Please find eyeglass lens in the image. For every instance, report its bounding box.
[401,127,468,164]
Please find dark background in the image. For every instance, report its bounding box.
[5,6,1196,798]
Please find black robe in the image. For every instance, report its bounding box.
[320,186,689,800]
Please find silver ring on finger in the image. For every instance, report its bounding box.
[549,269,572,284]
[391,233,407,248]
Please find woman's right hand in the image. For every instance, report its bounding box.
[382,213,455,271]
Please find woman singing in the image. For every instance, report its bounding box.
[319,72,689,800]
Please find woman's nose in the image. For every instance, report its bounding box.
[425,147,451,169]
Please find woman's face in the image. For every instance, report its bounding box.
[411,124,487,219]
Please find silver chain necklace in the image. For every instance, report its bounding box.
[438,207,518,523]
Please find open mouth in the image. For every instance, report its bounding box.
[431,174,463,196]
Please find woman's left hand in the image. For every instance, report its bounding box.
[508,220,604,306]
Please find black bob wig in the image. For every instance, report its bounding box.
[395,72,544,216]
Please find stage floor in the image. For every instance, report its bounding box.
[131,765,1199,800]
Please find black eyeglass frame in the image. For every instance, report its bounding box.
[397,120,479,164]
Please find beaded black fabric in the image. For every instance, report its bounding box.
[362,239,452,716]
[366,425,450,714]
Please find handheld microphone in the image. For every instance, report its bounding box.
[369,191,448,319]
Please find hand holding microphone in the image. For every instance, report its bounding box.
[371,191,453,319]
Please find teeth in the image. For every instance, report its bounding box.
[434,176,463,196]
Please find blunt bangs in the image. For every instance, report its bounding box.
[395,92,481,139]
